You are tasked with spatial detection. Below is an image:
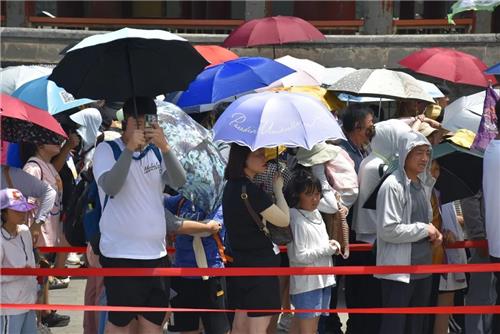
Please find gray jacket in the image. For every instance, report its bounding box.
[353,119,411,241]
[375,131,435,283]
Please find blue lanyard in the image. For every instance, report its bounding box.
[133,144,154,161]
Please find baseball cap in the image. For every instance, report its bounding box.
[0,188,37,212]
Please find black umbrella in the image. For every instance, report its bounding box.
[49,27,208,102]
[433,141,484,204]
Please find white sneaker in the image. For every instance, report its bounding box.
[66,252,81,265]
[277,312,293,332]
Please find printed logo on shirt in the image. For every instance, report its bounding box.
[144,161,162,175]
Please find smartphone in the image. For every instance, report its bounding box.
[144,114,158,128]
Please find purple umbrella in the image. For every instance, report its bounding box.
[213,91,345,150]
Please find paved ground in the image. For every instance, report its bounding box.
[49,277,86,334]
[49,277,347,334]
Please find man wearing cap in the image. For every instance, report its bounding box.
[0,188,38,334]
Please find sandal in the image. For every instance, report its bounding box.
[48,277,69,290]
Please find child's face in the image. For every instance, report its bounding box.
[298,188,321,211]
[4,209,29,225]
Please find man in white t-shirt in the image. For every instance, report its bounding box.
[92,97,220,334]
[483,101,500,334]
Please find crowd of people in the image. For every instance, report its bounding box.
[1,84,499,334]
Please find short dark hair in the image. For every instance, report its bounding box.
[19,142,39,167]
[224,143,252,180]
[123,97,156,119]
[285,168,322,208]
[341,104,374,133]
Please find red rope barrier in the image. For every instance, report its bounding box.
[2,263,499,277]
[1,304,499,315]
[37,240,488,254]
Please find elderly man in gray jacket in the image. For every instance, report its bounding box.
[375,131,442,334]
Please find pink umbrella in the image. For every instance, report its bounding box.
[222,16,326,58]
[399,47,497,88]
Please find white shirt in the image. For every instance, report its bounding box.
[288,208,336,295]
[1,225,37,315]
[93,139,167,259]
[483,139,500,258]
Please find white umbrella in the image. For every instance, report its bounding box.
[338,93,393,103]
[442,89,500,133]
[417,80,444,99]
[0,65,53,95]
[322,67,356,86]
[257,70,321,90]
[327,68,435,103]
[275,55,326,83]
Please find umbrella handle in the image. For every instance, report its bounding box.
[125,44,139,124]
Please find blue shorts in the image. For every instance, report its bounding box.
[0,311,37,334]
[291,286,332,319]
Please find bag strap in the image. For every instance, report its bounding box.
[241,184,269,236]
[212,232,233,263]
[176,197,187,216]
[151,146,163,164]
[3,166,14,188]
[106,141,123,161]
[26,159,44,181]
[107,141,162,164]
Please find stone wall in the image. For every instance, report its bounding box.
[2,28,499,69]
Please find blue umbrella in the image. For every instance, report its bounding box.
[177,57,295,109]
[213,91,345,151]
[485,63,500,75]
[12,75,93,115]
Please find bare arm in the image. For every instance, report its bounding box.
[261,179,290,227]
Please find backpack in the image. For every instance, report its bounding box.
[64,141,162,250]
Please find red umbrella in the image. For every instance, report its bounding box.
[194,45,239,67]
[222,16,325,57]
[399,47,497,88]
[0,93,67,144]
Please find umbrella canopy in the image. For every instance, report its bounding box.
[176,57,295,108]
[265,86,331,108]
[328,68,435,103]
[417,80,445,99]
[222,16,325,48]
[156,100,226,213]
[322,67,357,86]
[259,70,321,89]
[12,76,93,115]
[194,45,239,67]
[0,65,53,95]
[485,62,500,75]
[433,141,483,203]
[338,94,393,103]
[213,91,345,150]
[275,55,326,83]
[442,89,500,133]
[399,47,497,88]
[49,27,208,101]
[0,94,67,144]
